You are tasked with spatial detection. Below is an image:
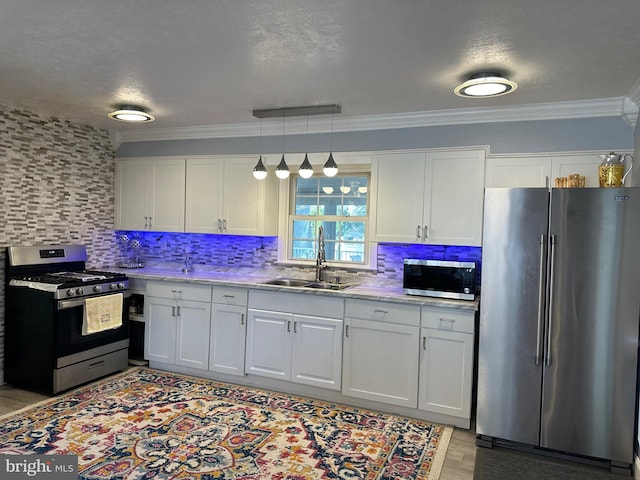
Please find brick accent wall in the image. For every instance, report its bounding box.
[0,105,117,383]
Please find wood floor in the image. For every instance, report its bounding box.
[0,382,477,480]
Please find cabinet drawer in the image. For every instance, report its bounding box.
[345,299,420,326]
[212,287,248,306]
[146,281,212,302]
[421,307,474,334]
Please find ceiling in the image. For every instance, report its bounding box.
[3,0,640,136]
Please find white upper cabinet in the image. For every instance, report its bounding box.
[372,149,485,246]
[485,157,552,188]
[115,157,186,232]
[185,157,279,235]
[485,153,604,188]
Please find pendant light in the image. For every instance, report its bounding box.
[252,119,268,180]
[298,115,314,179]
[275,115,290,179]
[323,112,338,177]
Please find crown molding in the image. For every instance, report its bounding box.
[115,97,635,144]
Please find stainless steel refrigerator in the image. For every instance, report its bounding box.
[476,187,640,472]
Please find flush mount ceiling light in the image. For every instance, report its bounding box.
[454,72,517,98]
[108,105,155,122]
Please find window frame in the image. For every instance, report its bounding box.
[276,161,373,269]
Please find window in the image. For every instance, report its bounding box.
[289,174,369,264]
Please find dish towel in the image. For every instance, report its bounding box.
[83,293,123,335]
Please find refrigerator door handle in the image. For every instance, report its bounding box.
[545,234,557,367]
[535,234,547,365]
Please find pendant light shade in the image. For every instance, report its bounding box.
[299,154,314,179]
[275,155,290,179]
[252,156,267,180]
[323,153,338,177]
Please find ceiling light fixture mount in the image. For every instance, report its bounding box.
[108,105,155,122]
[454,72,517,98]
[252,104,341,119]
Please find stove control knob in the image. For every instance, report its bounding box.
[109,283,117,290]
[117,282,126,289]
[93,285,102,293]
[66,289,76,297]
[76,288,84,295]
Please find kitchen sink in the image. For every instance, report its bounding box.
[261,278,310,287]
[305,282,353,290]
[261,278,355,290]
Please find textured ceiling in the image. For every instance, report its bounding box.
[2,0,640,133]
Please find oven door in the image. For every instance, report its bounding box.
[55,292,130,360]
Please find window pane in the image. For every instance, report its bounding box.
[291,174,368,264]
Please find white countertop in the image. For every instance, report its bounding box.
[109,265,480,311]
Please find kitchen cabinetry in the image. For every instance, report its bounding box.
[342,299,420,408]
[246,290,343,390]
[209,287,248,377]
[115,157,186,231]
[485,153,604,188]
[372,149,485,246]
[144,281,212,369]
[185,157,279,235]
[418,307,474,421]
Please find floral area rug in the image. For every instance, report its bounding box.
[0,368,452,479]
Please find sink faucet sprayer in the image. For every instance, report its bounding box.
[315,226,327,282]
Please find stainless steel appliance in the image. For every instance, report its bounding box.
[476,187,640,473]
[403,259,477,300]
[4,244,130,394]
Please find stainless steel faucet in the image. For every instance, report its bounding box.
[315,226,327,282]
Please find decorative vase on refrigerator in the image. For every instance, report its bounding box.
[476,187,640,474]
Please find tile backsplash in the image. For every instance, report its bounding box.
[115,230,482,286]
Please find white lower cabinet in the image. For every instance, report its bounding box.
[342,299,421,408]
[418,307,475,419]
[144,282,212,370]
[246,290,344,390]
[209,287,248,377]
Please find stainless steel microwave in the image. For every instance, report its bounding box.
[403,259,477,300]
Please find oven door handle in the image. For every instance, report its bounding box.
[57,291,131,310]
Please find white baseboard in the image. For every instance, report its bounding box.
[634,454,640,479]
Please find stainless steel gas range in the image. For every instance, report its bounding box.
[4,244,130,394]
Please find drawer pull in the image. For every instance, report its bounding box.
[345,325,349,338]
[287,320,291,333]
[422,336,426,350]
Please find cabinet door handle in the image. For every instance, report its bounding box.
[293,321,297,333]
[287,320,291,332]
[148,216,152,229]
[423,225,428,239]
[172,306,176,317]
[345,325,349,338]
[222,219,227,232]
[240,313,245,325]
[416,225,421,238]
[144,216,149,229]
[217,218,222,232]
[176,305,181,317]
[423,336,426,350]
